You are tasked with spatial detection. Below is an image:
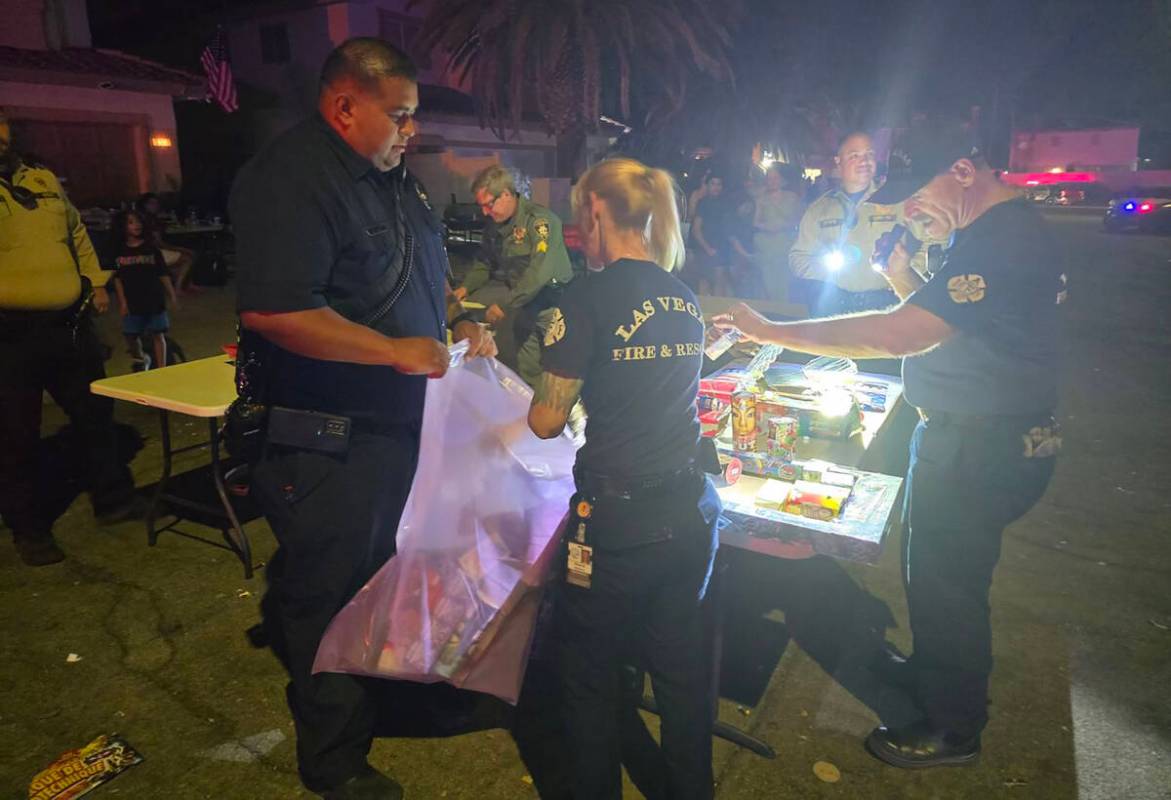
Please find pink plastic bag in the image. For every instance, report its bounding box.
[312,343,577,703]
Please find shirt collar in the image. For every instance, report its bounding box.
[312,114,377,181]
[831,181,878,206]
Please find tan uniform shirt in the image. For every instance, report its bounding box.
[0,163,105,310]
[789,183,922,293]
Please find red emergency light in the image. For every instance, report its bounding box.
[1139,202,1154,213]
[1002,171,1097,186]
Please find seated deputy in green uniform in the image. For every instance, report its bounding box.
[715,119,1065,770]
[528,158,721,800]
[0,106,139,567]
[229,39,495,800]
[452,165,574,387]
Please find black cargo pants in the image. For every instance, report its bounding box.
[249,424,420,792]
[902,412,1057,738]
[555,474,721,800]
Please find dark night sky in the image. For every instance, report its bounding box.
[85,0,1171,142]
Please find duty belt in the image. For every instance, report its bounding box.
[574,463,702,501]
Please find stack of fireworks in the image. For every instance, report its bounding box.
[375,531,532,680]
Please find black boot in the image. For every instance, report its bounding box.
[865,720,980,769]
[14,534,66,566]
[319,765,404,800]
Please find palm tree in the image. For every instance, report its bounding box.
[412,0,740,174]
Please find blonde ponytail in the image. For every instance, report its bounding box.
[644,167,685,272]
[572,157,686,272]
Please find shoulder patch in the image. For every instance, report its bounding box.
[544,307,566,346]
[534,218,550,240]
[947,274,986,304]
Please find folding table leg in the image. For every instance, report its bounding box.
[707,552,777,758]
[208,418,253,579]
[146,409,172,547]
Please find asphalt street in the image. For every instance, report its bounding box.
[1,210,1168,800]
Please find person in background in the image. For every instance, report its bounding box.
[453,165,574,388]
[138,192,198,294]
[686,168,711,225]
[529,157,721,800]
[0,106,138,566]
[752,164,805,302]
[689,173,733,295]
[111,210,178,371]
[789,131,902,315]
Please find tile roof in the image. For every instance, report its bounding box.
[0,46,205,94]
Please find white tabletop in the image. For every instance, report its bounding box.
[90,356,236,417]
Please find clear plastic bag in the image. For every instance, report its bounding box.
[312,344,577,703]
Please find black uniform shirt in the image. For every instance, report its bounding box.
[231,115,449,424]
[903,199,1065,415]
[114,243,167,315]
[541,259,704,478]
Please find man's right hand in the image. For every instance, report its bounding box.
[388,336,450,378]
[452,286,469,302]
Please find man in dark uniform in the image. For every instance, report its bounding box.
[452,165,574,387]
[230,39,494,800]
[715,120,1064,769]
[528,159,720,799]
[0,107,137,566]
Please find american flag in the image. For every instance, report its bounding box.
[201,27,238,113]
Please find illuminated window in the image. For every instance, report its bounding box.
[260,23,290,64]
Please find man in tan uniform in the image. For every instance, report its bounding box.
[790,131,918,316]
[0,108,137,566]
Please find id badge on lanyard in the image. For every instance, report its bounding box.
[566,497,595,589]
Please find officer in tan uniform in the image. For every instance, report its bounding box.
[453,165,574,387]
[0,108,137,566]
[790,131,921,316]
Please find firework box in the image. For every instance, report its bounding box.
[28,734,143,800]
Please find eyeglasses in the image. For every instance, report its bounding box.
[477,193,505,214]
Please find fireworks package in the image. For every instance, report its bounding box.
[28,734,143,800]
[313,344,577,703]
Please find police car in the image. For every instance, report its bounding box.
[1103,191,1171,233]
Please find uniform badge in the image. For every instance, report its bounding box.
[947,274,986,304]
[544,307,566,346]
[512,225,527,244]
[576,499,592,519]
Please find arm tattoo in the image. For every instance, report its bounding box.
[533,373,584,414]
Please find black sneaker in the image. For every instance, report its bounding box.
[319,766,404,800]
[14,536,66,566]
[865,720,980,769]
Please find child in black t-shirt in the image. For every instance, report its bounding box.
[112,210,177,370]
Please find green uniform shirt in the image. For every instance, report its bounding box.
[459,197,574,310]
[0,162,106,310]
[789,183,923,293]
